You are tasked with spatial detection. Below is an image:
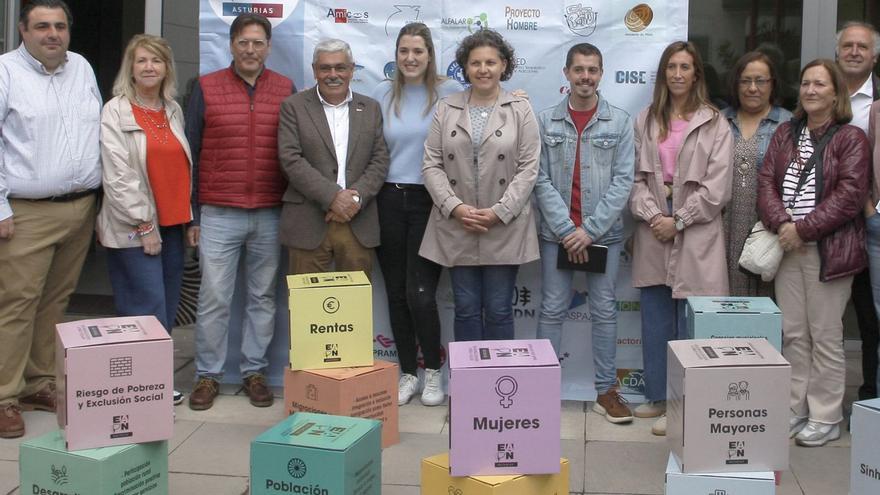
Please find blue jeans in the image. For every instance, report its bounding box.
[195,205,281,379]
[640,285,688,401]
[868,213,880,396]
[536,240,622,394]
[106,225,185,332]
[449,265,519,341]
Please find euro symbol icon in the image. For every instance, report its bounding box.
[323,297,340,314]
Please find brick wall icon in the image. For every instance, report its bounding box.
[109,356,133,377]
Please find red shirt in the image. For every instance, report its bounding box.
[132,105,191,226]
[568,105,596,227]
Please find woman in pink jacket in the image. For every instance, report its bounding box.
[628,41,733,436]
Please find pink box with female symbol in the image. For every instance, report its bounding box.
[55,316,173,451]
[448,339,560,476]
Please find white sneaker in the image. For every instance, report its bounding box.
[398,374,419,405]
[789,415,807,438]
[173,390,184,406]
[651,414,667,436]
[795,421,840,447]
[420,368,445,406]
[634,400,666,418]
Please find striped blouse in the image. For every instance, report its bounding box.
[781,126,816,221]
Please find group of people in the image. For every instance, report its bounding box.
[1,0,879,453]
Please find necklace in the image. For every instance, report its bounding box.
[134,94,164,112]
[737,160,749,188]
[133,104,169,145]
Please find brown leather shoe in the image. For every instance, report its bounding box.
[242,374,273,407]
[592,388,634,424]
[188,378,219,411]
[0,403,25,438]
[20,382,57,412]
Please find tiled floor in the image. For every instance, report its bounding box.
[0,323,864,494]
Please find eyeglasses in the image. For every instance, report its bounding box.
[316,64,352,74]
[235,39,268,50]
[738,78,772,88]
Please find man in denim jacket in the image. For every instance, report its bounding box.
[533,43,634,423]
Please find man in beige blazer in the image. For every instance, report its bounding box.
[278,39,389,277]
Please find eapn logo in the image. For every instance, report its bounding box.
[494,443,517,467]
[110,414,133,439]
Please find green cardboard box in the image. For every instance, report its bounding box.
[686,297,782,351]
[19,429,168,495]
[251,412,381,495]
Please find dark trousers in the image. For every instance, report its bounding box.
[107,225,185,332]
[375,184,443,374]
[853,268,879,399]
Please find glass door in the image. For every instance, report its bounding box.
[690,0,804,110]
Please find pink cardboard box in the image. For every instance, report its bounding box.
[56,316,174,450]
[448,339,561,476]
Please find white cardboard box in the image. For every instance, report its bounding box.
[667,338,790,473]
[850,398,880,494]
[665,453,775,495]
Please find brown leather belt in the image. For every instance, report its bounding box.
[27,188,100,202]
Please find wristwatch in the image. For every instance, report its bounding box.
[352,194,361,204]
[674,214,686,232]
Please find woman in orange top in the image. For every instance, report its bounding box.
[95,35,192,404]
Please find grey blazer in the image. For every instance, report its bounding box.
[277,86,390,250]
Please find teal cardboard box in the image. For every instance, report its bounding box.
[251,412,381,495]
[686,297,782,351]
[20,429,168,495]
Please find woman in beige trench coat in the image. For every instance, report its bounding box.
[419,29,540,341]
[628,41,733,435]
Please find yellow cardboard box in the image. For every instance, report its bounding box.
[287,271,373,370]
[421,453,569,495]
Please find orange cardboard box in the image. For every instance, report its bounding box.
[283,359,399,447]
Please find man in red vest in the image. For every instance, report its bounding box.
[184,13,295,411]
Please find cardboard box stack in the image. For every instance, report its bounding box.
[686,297,782,351]
[665,338,791,494]
[850,398,880,495]
[17,316,174,494]
[284,271,399,447]
[421,338,567,493]
[283,360,398,447]
[250,412,381,495]
[55,316,174,451]
[20,429,168,495]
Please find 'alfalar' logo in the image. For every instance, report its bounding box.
[51,465,69,485]
[287,458,307,478]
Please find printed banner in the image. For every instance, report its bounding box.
[200,0,689,400]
